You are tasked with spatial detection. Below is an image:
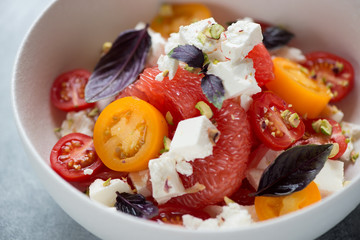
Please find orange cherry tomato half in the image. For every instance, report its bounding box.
[303,51,354,102]
[150,3,212,38]
[50,69,95,112]
[254,181,321,221]
[266,57,332,119]
[93,96,168,172]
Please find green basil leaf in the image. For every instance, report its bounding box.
[254,144,333,196]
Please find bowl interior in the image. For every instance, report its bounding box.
[12,0,360,239]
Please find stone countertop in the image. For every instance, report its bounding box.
[0,0,359,239]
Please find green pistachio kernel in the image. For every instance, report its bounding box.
[103,178,111,187]
[165,111,174,125]
[328,143,339,158]
[312,119,333,136]
[210,24,225,40]
[195,101,213,119]
[197,32,206,45]
[161,136,171,153]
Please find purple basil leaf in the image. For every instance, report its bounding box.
[115,192,158,219]
[254,144,333,197]
[85,26,151,102]
[201,74,225,109]
[168,44,204,68]
[263,26,294,50]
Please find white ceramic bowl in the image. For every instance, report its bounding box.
[12,0,360,239]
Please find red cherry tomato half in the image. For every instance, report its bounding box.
[303,51,354,102]
[50,133,103,182]
[249,91,305,150]
[152,203,210,225]
[51,69,95,111]
[294,118,347,160]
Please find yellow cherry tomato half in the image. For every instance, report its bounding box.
[93,96,168,172]
[150,3,212,38]
[265,57,332,119]
[254,181,321,221]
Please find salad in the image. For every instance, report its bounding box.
[49,3,359,228]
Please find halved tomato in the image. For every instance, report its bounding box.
[50,69,95,112]
[249,91,305,150]
[303,51,354,102]
[294,118,347,160]
[50,133,103,182]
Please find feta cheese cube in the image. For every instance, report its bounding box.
[165,18,218,54]
[170,116,218,161]
[148,153,186,204]
[175,160,193,176]
[340,121,360,161]
[59,110,95,137]
[207,59,261,100]
[89,178,132,207]
[314,160,344,197]
[220,20,262,62]
[128,170,151,197]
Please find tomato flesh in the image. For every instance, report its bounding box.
[303,51,354,102]
[51,69,95,112]
[249,91,305,150]
[294,118,347,160]
[50,133,103,182]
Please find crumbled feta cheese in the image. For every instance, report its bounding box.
[220,20,262,62]
[148,153,186,204]
[135,22,166,67]
[89,178,132,207]
[59,110,95,137]
[83,169,94,175]
[183,202,253,229]
[128,170,151,197]
[270,46,306,63]
[175,160,193,176]
[340,121,360,161]
[207,59,261,101]
[314,160,344,197]
[170,115,218,161]
[156,54,179,81]
[165,18,218,55]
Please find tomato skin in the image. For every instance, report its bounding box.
[266,57,332,119]
[152,203,210,225]
[246,43,275,86]
[50,133,103,182]
[249,91,305,151]
[255,181,321,221]
[93,97,168,172]
[51,69,95,112]
[303,51,354,102]
[294,118,347,160]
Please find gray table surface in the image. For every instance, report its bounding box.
[1,0,359,239]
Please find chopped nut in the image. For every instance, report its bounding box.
[103,178,111,187]
[101,42,112,55]
[312,119,332,136]
[165,111,174,125]
[328,143,339,158]
[208,128,220,146]
[209,24,225,40]
[224,196,235,205]
[195,101,213,119]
